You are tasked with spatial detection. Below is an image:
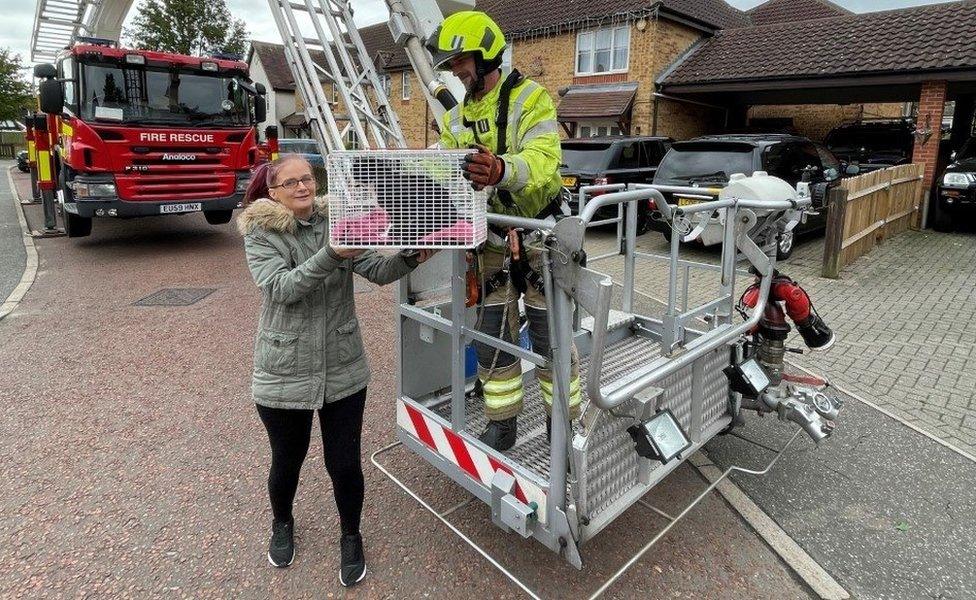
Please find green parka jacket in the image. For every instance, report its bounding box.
[238,197,416,410]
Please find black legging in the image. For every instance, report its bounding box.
[255,388,367,536]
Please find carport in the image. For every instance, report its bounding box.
[655,0,976,227]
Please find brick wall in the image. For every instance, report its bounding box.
[386,73,437,148]
[748,102,907,142]
[912,80,948,193]
[508,15,717,140]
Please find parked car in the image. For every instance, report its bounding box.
[16,150,29,173]
[650,134,842,259]
[278,138,325,166]
[933,137,976,232]
[824,119,914,173]
[560,136,672,234]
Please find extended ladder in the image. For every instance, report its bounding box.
[265,0,408,152]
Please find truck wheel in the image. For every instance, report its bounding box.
[204,209,233,225]
[64,211,92,238]
[932,201,954,232]
[776,231,794,261]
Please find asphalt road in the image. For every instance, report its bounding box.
[0,170,813,599]
[0,165,27,305]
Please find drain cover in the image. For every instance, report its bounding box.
[134,288,216,306]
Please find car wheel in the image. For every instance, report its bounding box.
[661,223,673,243]
[204,209,234,225]
[623,205,651,236]
[776,231,794,261]
[932,201,954,233]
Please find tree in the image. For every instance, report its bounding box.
[125,0,249,58]
[0,48,34,122]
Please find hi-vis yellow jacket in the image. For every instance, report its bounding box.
[439,73,563,218]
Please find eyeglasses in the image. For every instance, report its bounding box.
[271,175,315,190]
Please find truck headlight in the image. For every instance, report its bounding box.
[236,176,251,193]
[71,181,117,198]
[942,172,975,188]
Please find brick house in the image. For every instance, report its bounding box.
[355,0,908,148]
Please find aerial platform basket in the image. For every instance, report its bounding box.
[327,149,488,249]
[373,176,843,598]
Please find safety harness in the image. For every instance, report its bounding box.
[462,69,558,305]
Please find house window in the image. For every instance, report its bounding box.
[331,84,339,104]
[380,74,391,96]
[344,127,361,150]
[578,122,622,137]
[576,26,629,75]
[402,72,411,100]
[502,43,513,69]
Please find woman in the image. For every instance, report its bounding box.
[238,156,431,586]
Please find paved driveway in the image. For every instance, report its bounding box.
[585,226,976,458]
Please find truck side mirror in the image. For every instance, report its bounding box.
[38,79,65,115]
[255,82,266,95]
[254,95,267,124]
[33,63,57,79]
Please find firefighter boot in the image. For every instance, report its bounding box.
[480,417,517,451]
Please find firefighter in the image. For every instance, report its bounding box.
[427,11,580,451]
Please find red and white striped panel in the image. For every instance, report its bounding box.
[397,399,549,524]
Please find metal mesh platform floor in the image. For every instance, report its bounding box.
[432,335,663,480]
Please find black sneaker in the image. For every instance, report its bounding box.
[267,518,295,568]
[339,533,367,587]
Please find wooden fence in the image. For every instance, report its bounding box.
[821,164,924,278]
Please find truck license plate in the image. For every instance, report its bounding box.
[562,176,578,187]
[160,202,202,214]
[677,197,700,207]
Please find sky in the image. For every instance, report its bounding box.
[1,0,958,73]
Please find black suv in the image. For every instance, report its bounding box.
[650,134,842,259]
[825,119,914,173]
[933,137,976,232]
[560,136,672,234]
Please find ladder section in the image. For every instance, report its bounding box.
[265,0,408,152]
[30,0,134,61]
[31,0,92,61]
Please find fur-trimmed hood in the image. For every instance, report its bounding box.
[236,196,329,236]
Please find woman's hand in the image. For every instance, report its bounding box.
[331,245,366,259]
[415,249,437,264]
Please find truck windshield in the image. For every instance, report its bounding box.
[80,62,252,127]
[654,145,754,185]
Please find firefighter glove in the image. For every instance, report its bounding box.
[463,145,505,190]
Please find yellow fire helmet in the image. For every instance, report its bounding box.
[426,11,506,72]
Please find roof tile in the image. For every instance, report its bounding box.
[662,1,976,87]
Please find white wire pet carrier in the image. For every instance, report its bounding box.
[327,150,488,249]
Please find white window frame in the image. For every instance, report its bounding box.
[577,121,622,137]
[401,71,411,100]
[330,84,338,104]
[575,25,630,76]
[380,74,391,96]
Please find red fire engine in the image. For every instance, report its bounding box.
[34,37,268,237]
